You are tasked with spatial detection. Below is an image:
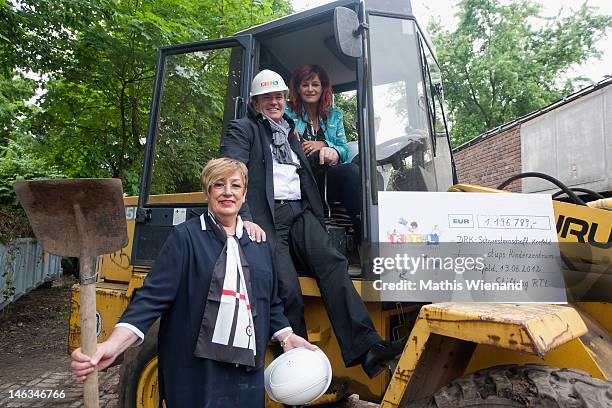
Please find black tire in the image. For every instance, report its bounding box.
[118,321,159,408]
[405,364,612,408]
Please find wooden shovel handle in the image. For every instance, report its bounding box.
[80,261,99,408]
[73,203,99,407]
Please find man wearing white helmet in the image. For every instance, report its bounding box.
[221,69,404,378]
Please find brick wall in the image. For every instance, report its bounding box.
[453,124,523,192]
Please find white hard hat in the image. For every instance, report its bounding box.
[264,347,332,405]
[250,69,288,97]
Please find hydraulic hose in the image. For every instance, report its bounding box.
[496,172,587,206]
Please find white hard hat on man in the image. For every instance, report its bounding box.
[250,69,288,97]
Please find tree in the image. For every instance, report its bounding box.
[335,92,358,142]
[0,140,65,243]
[429,0,612,147]
[3,0,292,194]
[0,72,38,146]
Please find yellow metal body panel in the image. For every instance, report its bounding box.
[553,201,611,302]
[553,200,611,244]
[466,301,612,382]
[98,215,136,282]
[299,276,368,296]
[422,303,587,356]
[381,302,589,408]
[127,272,147,298]
[586,197,612,210]
[99,196,137,283]
[68,282,129,352]
[574,306,612,379]
[576,302,612,334]
[298,276,390,402]
[380,318,430,407]
[148,192,205,204]
[448,184,509,193]
[122,196,139,206]
[466,339,606,380]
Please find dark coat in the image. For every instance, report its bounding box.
[220,104,325,245]
[119,216,289,407]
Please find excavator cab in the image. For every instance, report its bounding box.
[132,0,456,268]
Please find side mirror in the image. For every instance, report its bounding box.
[333,7,362,58]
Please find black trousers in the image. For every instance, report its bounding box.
[308,152,362,242]
[273,200,381,366]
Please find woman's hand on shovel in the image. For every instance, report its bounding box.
[70,342,118,382]
[70,326,139,382]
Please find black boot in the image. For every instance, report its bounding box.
[361,337,407,378]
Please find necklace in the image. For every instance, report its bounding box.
[309,117,319,134]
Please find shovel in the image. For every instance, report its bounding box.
[14,179,127,408]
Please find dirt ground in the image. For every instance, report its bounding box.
[0,275,76,383]
[0,275,120,407]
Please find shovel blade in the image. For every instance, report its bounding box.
[14,178,128,257]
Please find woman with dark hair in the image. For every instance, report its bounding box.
[286,64,347,162]
[286,64,362,243]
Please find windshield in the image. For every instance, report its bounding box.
[369,15,437,193]
[146,45,244,202]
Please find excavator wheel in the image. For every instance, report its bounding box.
[406,364,612,408]
[118,321,160,408]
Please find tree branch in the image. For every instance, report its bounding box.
[462,65,491,127]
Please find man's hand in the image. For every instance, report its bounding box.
[319,146,339,166]
[302,140,326,156]
[244,220,266,243]
[70,342,119,383]
[281,332,317,353]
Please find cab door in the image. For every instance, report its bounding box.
[364,11,456,243]
[133,36,253,266]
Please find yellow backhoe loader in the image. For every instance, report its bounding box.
[68,1,611,406]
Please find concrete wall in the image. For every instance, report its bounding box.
[454,125,522,192]
[453,81,612,195]
[521,84,612,194]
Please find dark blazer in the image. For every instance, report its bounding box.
[119,216,289,407]
[220,104,325,245]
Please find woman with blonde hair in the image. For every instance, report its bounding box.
[70,158,313,407]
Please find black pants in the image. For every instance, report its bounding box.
[273,200,381,366]
[308,153,362,242]
[316,162,362,242]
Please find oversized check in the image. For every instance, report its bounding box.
[374,192,567,303]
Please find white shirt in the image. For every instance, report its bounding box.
[270,145,301,200]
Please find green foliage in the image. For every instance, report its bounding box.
[3,0,292,196]
[0,140,64,243]
[335,92,358,142]
[0,141,64,209]
[429,0,612,147]
[0,72,38,146]
[149,47,234,195]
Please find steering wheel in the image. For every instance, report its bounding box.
[375,134,426,166]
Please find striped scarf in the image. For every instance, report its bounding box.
[194,212,256,367]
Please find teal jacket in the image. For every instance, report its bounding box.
[285,105,349,163]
